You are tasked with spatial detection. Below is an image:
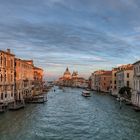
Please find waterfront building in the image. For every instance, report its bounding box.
[33,67,43,95]
[90,70,112,93]
[15,59,34,99]
[132,61,140,107]
[111,68,120,96]
[116,64,133,96]
[99,71,112,93]
[0,49,15,105]
[90,70,103,91]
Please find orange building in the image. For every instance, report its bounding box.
[90,70,112,93]
[33,67,43,95]
[99,71,112,93]
[15,58,34,100]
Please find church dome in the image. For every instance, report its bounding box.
[63,67,71,79]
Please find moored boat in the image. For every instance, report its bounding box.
[133,106,140,112]
[25,95,47,104]
[82,91,91,97]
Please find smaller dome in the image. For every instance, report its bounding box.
[72,71,78,78]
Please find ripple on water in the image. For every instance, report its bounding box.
[0,87,140,140]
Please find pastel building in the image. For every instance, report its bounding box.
[116,64,133,95]
[99,71,112,93]
[110,68,118,96]
[90,70,112,93]
[15,59,34,99]
[33,67,44,95]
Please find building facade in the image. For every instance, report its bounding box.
[0,49,15,105]
[99,71,112,93]
[15,59,35,100]
[33,67,43,95]
[111,68,118,96]
[132,61,140,107]
[90,70,112,93]
[116,64,133,96]
[0,49,44,106]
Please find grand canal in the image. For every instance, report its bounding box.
[0,87,140,140]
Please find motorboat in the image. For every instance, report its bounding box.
[82,91,91,97]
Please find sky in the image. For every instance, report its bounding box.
[0,0,140,80]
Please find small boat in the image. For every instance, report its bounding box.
[86,88,91,91]
[82,91,91,97]
[133,106,140,112]
[125,101,132,106]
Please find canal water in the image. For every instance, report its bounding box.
[0,87,140,140]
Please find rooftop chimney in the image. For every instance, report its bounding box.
[7,49,10,53]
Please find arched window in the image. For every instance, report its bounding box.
[0,56,2,66]
[4,74,6,82]
[0,74,2,82]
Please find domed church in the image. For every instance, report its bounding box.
[63,67,71,79]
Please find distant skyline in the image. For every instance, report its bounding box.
[0,0,140,80]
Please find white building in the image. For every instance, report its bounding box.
[116,64,133,96]
[132,61,140,107]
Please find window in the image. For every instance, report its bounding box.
[0,74,2,82]
[114,73,116,77]
[127,73,129,78]
[4,57,6,67]
[0,56,2,66]
[134,68,136,75]
[5,93,7,98]
[11,59,13,67]
[1,93,3,100]
[11,75,13,82]
[114,80,116,84]
[127,81,129,87]
[114,86,116,89]
[4,74,6,82]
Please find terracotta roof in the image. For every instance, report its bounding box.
[0,50,15,56]
[101,71,112,75]
[133,60,140,65]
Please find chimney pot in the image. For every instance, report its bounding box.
[7,49,10,53]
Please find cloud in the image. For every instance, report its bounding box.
[0,0,140,80]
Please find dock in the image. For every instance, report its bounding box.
[0,104,7,113]
[8,100,25,111]
[25,95,47,104]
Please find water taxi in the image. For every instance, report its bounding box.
[82,91,91,97]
